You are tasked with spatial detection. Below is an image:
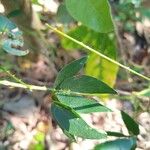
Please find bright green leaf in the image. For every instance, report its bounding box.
[29,132,45,150]
[60,75,117,94]
[51,103,107,139]
[94,138,136,150]
[85,32,118,88]
[86,53,118,88]
[54,56,87,88]
[56,94,112,113]
[65,0,114,33]
[121,111,139,136]
[61,25,89,49]
[34,132,45,142]
[61,25,118,88]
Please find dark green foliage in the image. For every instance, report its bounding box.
[56,94,112,113]
[54,57,87,88]
[53,0,141,142]
[59,75,117,94]
[51,103,107,139]
[7,9,22,18]
[51,57,118,140]
[63,130,76,142]
[51,57,139,142]
[106,131,128,137]
[94,138,136,150]
[121,111,139,136]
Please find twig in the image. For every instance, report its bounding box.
[46,24,150,82]
[0,80,53,92]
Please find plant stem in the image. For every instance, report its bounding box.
[46,24,150,82]
[0,66,54,91]
[0,66,33,90]
[0,80,54,92]
[1,66,31,87]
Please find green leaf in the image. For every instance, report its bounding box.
[94,138,136,150]
[63,129,76,142]
[86,53,118,88]
[57,3,74,24]
[29,131,45,150]
[121,111,139,136]
[60,75,117,94]
[56,94,112,113]
[54,56,87,88]
[106,131,128,137]
[85,31,118,88]
[61,25,89,49]
[61,25,118,88]
[0,15,17,32]
[34,132,45,142]
[51,103,107,139]
[65,0,114,33]
[2,39,29,56]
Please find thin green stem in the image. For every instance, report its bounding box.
[46,24,150,82]
[0,66,31,90]
[0,66,55,92]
